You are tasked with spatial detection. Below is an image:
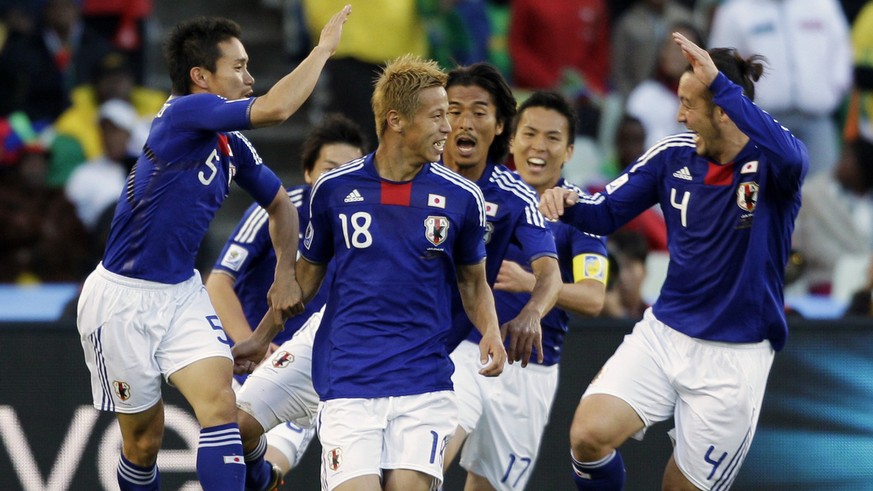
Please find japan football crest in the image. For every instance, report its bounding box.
[424,216,449,246]
[736,182,758,212]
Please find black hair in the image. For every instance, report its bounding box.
[705,48,766,101]
[300,113,368,173]
[446,63,517,163]
[164,17,242,95]
[514,91,577,144]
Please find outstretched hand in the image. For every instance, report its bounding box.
[673,31,718,87]
[538,187,579,221]
[317,4,352,56]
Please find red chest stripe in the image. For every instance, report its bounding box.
[217,133,231,156]
[704,162,734,186]
[381,181,412,206]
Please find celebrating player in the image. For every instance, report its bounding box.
[205,114,366,485]
[233,54,507,491]
[75,6,350,491]
[448,89,610,490]
[437,63,563,487]
[539,33,808,490]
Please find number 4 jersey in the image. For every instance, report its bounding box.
[302,153,487,400]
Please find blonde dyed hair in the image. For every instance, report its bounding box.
[372,54,447,138]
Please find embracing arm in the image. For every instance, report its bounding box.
[456,261,506,376]
[249,5,350,127]
[496,258,605,317]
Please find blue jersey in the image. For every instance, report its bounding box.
[494,178,607,366]
[102,94,282,283]
[303,154,488,400]
[562,73,808,350]
[447,163,557,350]
[211,184,332,345]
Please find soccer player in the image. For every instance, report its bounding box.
[75,7,350,491]
[440,63,561,363]
[205,114,366,482]
[446,89,609,490]
[233,54,507,491]
[437,63,562,483]
[539,33,808,490]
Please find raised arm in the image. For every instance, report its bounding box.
[249,5,351,127]
[456,261,506,377]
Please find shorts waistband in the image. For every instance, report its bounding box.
[95,263,199,290]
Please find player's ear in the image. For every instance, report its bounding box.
[386,110,403,133]
[190,66,210,91]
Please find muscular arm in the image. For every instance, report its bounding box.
[456,261,506,377]
[499,255,560,366]
[249,5,350,127]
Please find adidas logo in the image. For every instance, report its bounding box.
[343,189,364,203]
[672,166,693,181]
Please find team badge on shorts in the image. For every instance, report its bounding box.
[272,351,294,368]
[424,216,449,246]
[736,182,758,212]
[113,380,131,401]
[327,447,343,471]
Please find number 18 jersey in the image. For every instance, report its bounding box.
[302,154,488,400]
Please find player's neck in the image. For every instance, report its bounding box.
[711,132,750,164]
[373,145,425,182]
[443,156,486,182]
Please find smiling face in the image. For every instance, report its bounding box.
[444,84,503,174]
[400,85,451,164]
[510,106,573,195]
[677,71,722,159]
[201,37,254,100]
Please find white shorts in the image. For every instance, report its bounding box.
[231,380,315,469]
[451,341,558,491]
[77,264,233,414]
[583,308,774,490]
[317,391,458,491]
[236,306,323,430]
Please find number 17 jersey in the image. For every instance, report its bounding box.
[302,153,488,400]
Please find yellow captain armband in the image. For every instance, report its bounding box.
[572,254,608,284]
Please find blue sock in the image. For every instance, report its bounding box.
[571,449,626,490]
[244,434,273,490]
[117,453,159,491]
[197,422,246,491]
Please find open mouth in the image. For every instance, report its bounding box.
[434,139,446,153]
[526,157,547,170]
[455,135,477,157]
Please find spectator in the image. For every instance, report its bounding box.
[509,0,610,95]
[844,253,873,317]
[600,230,650,321]
[0,0,111,122]
[792,136,873,295]
[302,0,428,145]
[850,1,873,142]
[611,0,695,99]
[626,22,704,149]
[81,0,153,84]
[709,0,853,176]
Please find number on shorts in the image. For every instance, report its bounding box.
[206,315,231,346]
[704,445,727,480]
[500,453,532,488]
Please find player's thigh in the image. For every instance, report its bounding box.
[318,398,388,490]
[383,468,438,491]
[383,391,458,488]
[450,340,487,433]
[580,314,678,440]
[459,363,558,491]
[671,340,774,491]
[237,318,319,431]
[77,269,166,414]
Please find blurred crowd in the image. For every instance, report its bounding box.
[1,0,872,318]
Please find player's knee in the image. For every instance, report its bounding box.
[237,410,266,449]
[194,386,238,427]
[569,418,612,460]
[122,433,162,465]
